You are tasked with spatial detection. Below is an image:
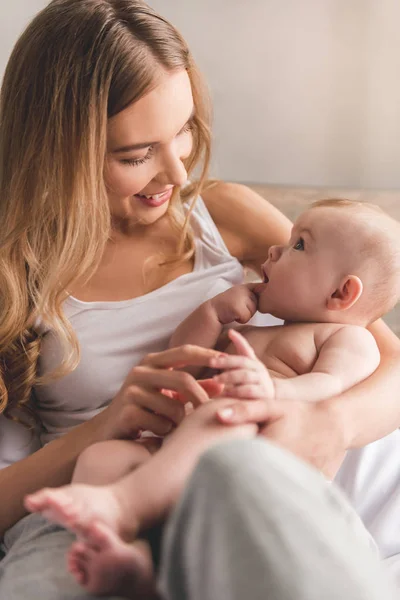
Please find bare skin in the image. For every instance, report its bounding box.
[23,203,400,597]
[6,62,400,600]
[67,524,159,599]
[25,399,257,598]
[4,70,399,539]
[23,198,400,596]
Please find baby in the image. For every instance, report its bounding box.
[25,199,400,598]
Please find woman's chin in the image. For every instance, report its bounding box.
[136,205,169,225]
[112,199,170,227]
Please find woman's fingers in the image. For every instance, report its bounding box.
[119,405,174,438]
[209,354,258,371]
[133,411,175,437]
[127,385,186,425]
[128,366,210,407]
[163,379,224,405]
[136,436,163,455]
[198,378,225,398]
[228,329,257,358]
[216,399,283,425]
[140,345,223,369]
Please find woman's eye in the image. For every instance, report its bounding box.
[120,146,154,167]
[119,121,192,168]
[293,238,304,251]
[180,120,194,135]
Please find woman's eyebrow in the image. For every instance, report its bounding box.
[111,106,195,154]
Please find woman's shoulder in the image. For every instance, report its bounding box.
[201,181,262,220]
[201,181,292,272]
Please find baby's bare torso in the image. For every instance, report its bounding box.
[224,322,346,378]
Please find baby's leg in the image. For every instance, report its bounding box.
[40,438,161,598]
[67,523,159,599]
[25,400,256,597]
[70,439,161,599]
[73,439,158,485]
[26,400,256,535]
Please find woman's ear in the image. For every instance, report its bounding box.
[327,275,363,311]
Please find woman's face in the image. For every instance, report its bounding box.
[106,69,194,227]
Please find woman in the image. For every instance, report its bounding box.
[0,0,399,598]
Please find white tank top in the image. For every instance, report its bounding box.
[0,196,278,466]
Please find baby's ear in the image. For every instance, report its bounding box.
[327,275,363,311]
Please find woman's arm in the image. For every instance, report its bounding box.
[0,344,222,536]
[0,415,102,536]
[325,318,400,448]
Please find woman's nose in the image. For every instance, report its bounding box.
[158,142,190,188]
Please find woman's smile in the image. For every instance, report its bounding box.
[134,187,174,208]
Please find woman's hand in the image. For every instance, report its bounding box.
[97,345,224,442]
[217,398,346,479]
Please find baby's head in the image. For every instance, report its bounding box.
[256,199,400,325]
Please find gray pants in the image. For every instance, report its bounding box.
[159,438,396,600]
[0,439,395,599]
[0,513,122,600]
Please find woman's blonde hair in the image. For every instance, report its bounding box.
[0,0,212,426]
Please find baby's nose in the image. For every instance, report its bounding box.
[269,245,282,261]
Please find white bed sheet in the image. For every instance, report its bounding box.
[335,429,400,590]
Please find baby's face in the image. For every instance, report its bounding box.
[256,208,346,322]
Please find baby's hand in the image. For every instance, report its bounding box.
[209,284,258,325]
[210,329,276,401]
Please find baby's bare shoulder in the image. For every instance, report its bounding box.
[312,323,375,352]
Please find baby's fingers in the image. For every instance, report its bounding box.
[210,354,257,371]
[223,384,267,400]
[228,329,257,358]
[214,369,260,385]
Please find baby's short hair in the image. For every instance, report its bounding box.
[311,198,400,323]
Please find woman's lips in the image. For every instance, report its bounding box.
[135,188,173,207]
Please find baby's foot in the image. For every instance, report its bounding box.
[24,483,132,539]
[68,521,159,599]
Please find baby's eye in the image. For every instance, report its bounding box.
[293,238,304,251]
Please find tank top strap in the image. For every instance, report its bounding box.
[188,195,232,257]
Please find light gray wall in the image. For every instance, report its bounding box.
[2,0,400,188]
[0,1,47,75]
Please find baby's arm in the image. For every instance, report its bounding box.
[273,326,380,403]
[169,284,258,377]
[214,327,380,405]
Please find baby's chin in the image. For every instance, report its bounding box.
[257,302,302,323]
